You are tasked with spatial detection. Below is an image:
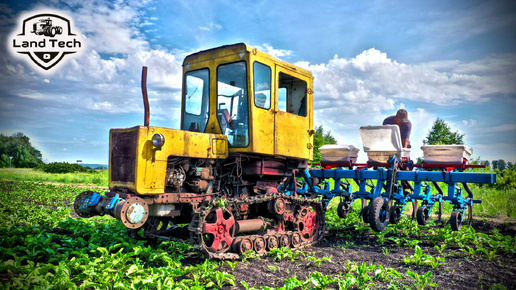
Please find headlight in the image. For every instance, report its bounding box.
[152,133,165,148]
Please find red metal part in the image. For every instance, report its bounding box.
[242,160,288,176]
[202,207,235,253]
[297,206,319,241]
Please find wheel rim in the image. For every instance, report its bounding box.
[202,207,235,253]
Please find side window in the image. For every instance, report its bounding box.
[182,68,210,132]
[278,72,307,117]
[253,62,271,109]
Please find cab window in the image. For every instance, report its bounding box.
[253,62,271,109]
[278,72,307,117]
[217,62,249,147]
[182,68,210,132]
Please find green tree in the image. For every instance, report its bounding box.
[492,160,499,171]
[497,159,507,171]
[508,162,514,169]
[423,117,465,145]
[0,132,43,168]
[312,125,337,163]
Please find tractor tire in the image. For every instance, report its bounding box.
[361,205,370,223]
[450,211,463,231]
[369,197,389,232]
[337,201,349,219]
[416,206,430,226]
[389,205,401,224]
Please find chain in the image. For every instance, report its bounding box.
[188,192,325,260]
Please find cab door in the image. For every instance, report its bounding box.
[274,65,313,160]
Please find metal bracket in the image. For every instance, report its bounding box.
[87,192,101,207]
[106,194,123,210]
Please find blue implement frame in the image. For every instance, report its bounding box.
[285,157,496,232]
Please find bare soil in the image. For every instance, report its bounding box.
[192,218,516,289]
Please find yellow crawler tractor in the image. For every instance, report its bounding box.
[74,43,325,258]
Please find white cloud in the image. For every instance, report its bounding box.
[259,44,293,58]
[294,47,516,161]
[303,48,516,114]
[68,0,150,54]
[199,23,222,32]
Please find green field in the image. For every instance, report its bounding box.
[0,168,108,187]
[0,169,515,289]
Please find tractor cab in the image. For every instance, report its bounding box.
[181,43,314,161]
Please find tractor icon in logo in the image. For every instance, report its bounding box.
[31,18,63,37]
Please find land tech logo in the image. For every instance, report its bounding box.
[10,10,84,72]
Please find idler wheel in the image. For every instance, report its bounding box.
[297,206,320,241]
[201,207,235,253]
[232,237,244,252]
[389,205,401,224]
[362,205,370,224]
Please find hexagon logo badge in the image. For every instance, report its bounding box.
[10,11,84,72]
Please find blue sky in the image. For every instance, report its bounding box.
[1,0,515,164]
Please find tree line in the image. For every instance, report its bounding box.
[1,124,513,172]
[0,133,43,168]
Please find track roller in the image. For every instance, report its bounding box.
[291,232,302,248]
[279,234,290,248]
[253,236,267,254]
[265,235,279,250]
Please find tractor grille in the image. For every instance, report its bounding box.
[110,130,137,183]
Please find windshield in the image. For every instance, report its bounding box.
[182,68,210,132]
[217,62,249,147]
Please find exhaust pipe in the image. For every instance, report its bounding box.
[142,66,150,126]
